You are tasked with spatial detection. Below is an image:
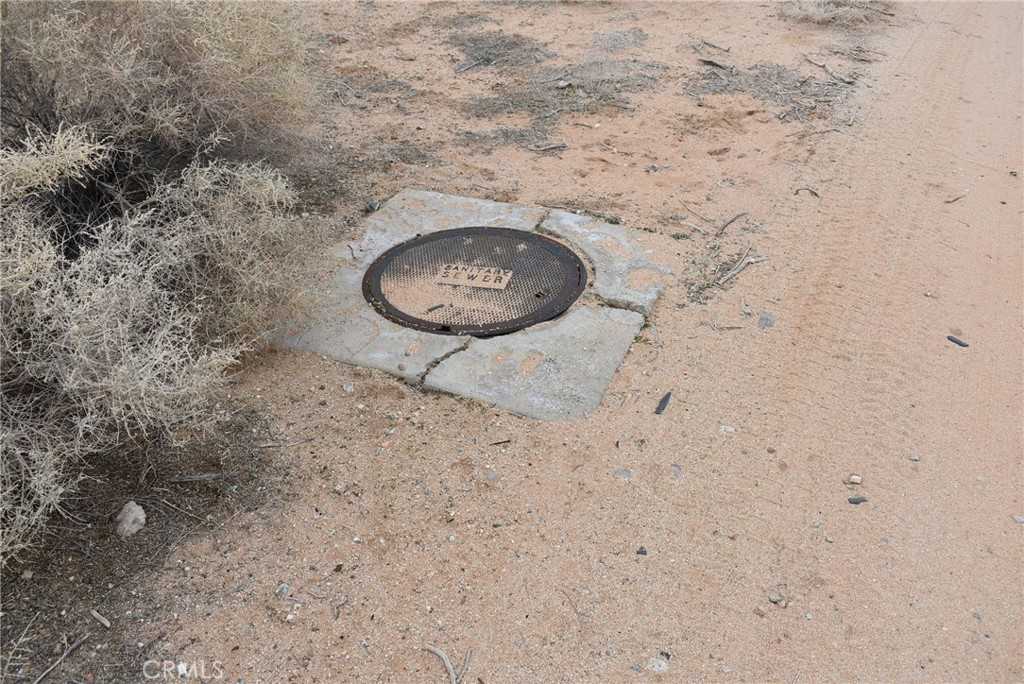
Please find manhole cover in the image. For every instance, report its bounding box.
[362,226,587,336]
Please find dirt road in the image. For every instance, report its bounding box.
[9,2,1020,682]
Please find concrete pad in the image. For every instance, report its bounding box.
[278,190,662,418]
[423,306,645,420]
[279,266,468,383]
[352,190,547,266]
[540,210,670,314]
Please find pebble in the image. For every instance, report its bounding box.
[646,656,670,673]
[274,583,290,599]
[768,591,787,606]
[612,467,633,480]
[636,546,648,556]
[20,570,32,580]
[848,495,868,505]
[758,311,776,329]
[482,468,499,481]
[846,474,863,485]
[909,454,921,462]
[1013,515,1024,524]
[342,383,354,394]
[670,464,684,480]
[114,501,146,538]
[719,424,736,434]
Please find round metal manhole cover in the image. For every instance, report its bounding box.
[362,226,587,336]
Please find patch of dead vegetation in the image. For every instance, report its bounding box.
[448,31,553,70]
[466,59,665,121]
[591,28,648,53]
[682,62,854,122]
[779,0,895,25]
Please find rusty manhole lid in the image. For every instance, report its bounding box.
[362,227,587,336]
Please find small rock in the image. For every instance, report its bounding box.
[342,383,354,394]
[909,454,921,462]
[646,656,670,673]
[556,80,571,89]
[636,546,648,556]
[482,468,499,482]
[753,606,766,618]
[825,535,834,543]
[766,446,776,454]
[670,464,684,480]
[447,534,456,542]
[115,501,146,538]
[1012,515,1024,524]
[20,569,33,580]
[758,311,776,330]
[612,467,633,480]
[719,424,736,434]
[846,474,863,485]
[767,591,787,607]
[848,495,868,505]
[274,583,290,599]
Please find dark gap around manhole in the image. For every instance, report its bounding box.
[361,226,587,337]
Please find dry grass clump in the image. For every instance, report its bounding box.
[779,0,893,25]
[0,3,315,565]
[467,59,665,119]
[682,62,852,122]
[449,31,553,70]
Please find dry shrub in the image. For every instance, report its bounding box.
[779,0,892,25]
[0,3,316,565]
[2,1,312,157]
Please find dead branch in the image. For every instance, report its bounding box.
[32,634,88,684]
[716,212,748,236]
[803,55,855,85]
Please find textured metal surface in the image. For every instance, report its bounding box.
[362,227,587,336]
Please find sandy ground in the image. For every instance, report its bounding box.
[5,2,1021,682]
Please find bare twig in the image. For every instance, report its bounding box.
[699,38,731,53]
[32,634,88,684]
[716,212,748,236]
[679,201,714,225]
[455,59,487,73]
[794,187,820,198]
[458,649,473,684]
[527,142,567,153]
[256,436,315,449]
[424,646,458,684]
[785,127,839,138]
[717,247,769,286]
[168,472,230,483]
[697,58,733,71]
[1,612,39,681]
[89,609,111,629]
[944,193,966,204]
[803,54,855,85]
[157,498,205,523]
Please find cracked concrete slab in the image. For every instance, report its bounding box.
[540,210,670,314]
[277,190,663,419]
[279,266,469,383]
[423,306,645,420]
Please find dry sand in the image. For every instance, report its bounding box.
[6,2,1021,682]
